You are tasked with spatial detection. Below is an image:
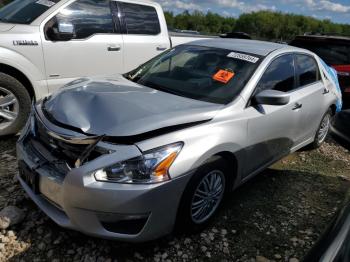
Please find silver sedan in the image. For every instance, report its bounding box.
[17,39,341,242]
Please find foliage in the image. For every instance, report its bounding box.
[165,10,350,41]
[0,0,12,7]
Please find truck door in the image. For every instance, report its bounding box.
[41,0,124,93]
[116,1,171,72]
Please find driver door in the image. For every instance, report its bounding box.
[41,0,124,93]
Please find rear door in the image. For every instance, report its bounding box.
[293,53,326,142]
[244,54,305,177]
[41,0,124,93]
[116,1,171,72]
[291,38,350,107]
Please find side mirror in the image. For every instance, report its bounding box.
[51,21,75,41]
[254,90,290,106]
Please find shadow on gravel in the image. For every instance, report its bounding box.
[7,165,349,261]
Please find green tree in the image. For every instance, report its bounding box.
[164,9,350,40]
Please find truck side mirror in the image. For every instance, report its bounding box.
[50,21,75,41]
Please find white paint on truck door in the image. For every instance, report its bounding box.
[41,0,124,93]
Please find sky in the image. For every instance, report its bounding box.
[154,0,350,24]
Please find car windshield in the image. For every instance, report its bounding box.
[291,39,350,65]
[125,45,262,104]
[0,0,61,24]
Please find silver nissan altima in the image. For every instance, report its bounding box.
[17,39,341,242]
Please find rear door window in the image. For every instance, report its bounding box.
[256,54,296,93]
[295,54,320,87]
[119,2,160,35]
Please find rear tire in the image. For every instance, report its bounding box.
[176,156,229,232]
[0,73,31,136]
[309,108,332,149]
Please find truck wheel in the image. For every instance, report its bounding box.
[0,73,31,136]
[309,109,332,149]
[176,156,228,232]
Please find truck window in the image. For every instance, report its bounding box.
[0,0,61,24]
[52,0,116,40]
[119,2,160,35]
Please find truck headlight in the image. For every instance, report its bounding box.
[94,142,183,184]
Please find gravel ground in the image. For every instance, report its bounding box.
[0,136,349,262]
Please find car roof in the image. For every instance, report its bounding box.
[111,0,160,6]
[189,39,287,56]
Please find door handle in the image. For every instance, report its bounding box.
[323,88,330,95]
[156,46,167,51]
[107,45,121,52]
[292,103,303,110]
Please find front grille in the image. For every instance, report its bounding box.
[35,119,89,167]
[24,113,105,170]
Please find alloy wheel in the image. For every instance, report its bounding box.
[317,113,331,144]
[0,87,19,131]
[191,170,225,224]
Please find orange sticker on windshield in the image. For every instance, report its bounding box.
[213,70,235,84]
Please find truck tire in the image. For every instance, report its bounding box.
[0,73,31,136]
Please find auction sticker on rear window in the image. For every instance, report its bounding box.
[36,0,55,7]
[213,69,235,84]
[227,52,259,63]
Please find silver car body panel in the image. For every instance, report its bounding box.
[44,75,223,136]
[17,39,339,242]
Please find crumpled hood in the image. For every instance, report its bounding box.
[43,75,223,137]
[0,22,15,32]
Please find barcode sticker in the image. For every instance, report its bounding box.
[36,0,55,7]
[227,52,259,63]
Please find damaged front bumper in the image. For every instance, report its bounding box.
[16,108,191,242]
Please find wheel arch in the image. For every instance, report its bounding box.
[0,63,35,101]
[213,151,239,191]
[330,104,337,116]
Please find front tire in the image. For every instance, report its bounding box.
[310,109,332,149]
[0,73,31,136]
[176,157,228,232]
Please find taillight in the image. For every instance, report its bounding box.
[332,65,350,77]
[332,65,350,93]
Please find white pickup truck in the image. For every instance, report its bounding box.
[0,0,208,135]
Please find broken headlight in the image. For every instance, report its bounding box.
[94,142,183,184]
